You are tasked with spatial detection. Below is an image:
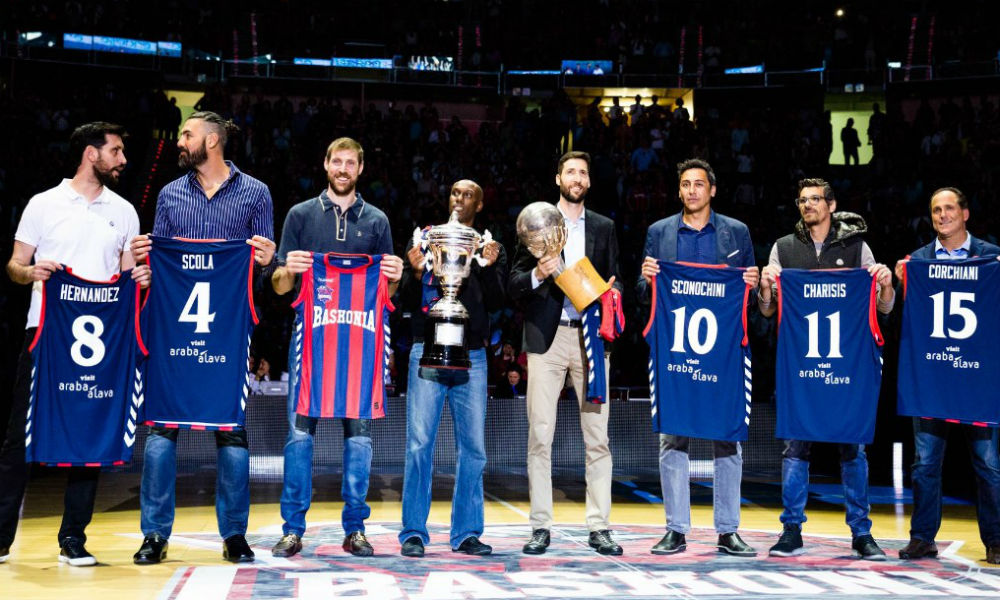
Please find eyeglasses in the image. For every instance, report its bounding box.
[795,195,826,207]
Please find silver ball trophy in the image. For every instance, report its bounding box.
[415,210,491,370]
[516,201,610,312]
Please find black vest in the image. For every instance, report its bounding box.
[776,232,864,269]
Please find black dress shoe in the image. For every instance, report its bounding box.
[717,532,757,557]
[522,529,550,555]
[588,530,623,555]
[223,534,256,563]
[987,545,1000,564]
[651,530,686,555]
[400,536,424,558]
[133,534,169,565]
[898,538,938,560]
[343,531,374,557]
[271,533,303,558]
[453,536,493,556]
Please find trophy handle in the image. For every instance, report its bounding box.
[412,226,430,270]
[472,229,492,266]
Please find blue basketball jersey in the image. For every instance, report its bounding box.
[28,267,145,466]
[898,257,1000,425]
[289,252,393,420]
[776,268,883,444]
[143,237,256,430]
[643,262,752,441]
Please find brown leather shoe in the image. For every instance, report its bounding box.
[898,538,938,560]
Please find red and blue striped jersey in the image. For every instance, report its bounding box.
[290,252,393,419]
[28,267,146,466]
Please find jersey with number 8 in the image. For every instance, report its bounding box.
[28,267,146,465]
[142,237,257,430]
[775,268,883,444]
[898,257,1000,424]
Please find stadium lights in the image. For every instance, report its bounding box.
[836,8,845,17]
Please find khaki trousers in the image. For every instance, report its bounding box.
[526,324,612,531]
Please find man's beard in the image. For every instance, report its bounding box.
[178,141,208,169]
[560,183,588,204]
[93,162,121,187]
[329,173,357,196]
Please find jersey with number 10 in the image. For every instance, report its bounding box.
[643,262,752,441]
[28,268,146,465]
[143,237,256,430]
[290,252,393,420]
[776,268,883,444]
[898,257,1000,424]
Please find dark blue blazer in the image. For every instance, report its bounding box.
[636,211,755,301]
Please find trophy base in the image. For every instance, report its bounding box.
[419,315,471,370]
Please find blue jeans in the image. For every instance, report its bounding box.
[140,427,250,539]
[279,398,372,536]
[659,435,742,534]
[400,344,488,549]
[779,440,872,537]
[910,418,1000,546]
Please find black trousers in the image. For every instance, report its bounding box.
[0,329,99,547]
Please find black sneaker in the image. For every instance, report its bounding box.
[453,536,493,556]
[717,532,757,557]
[272,533,303,558]
[59,538,97,567]
[651,530,686,555]
[768,525,804,557]
[0,545,9,563]
[400,536,424,558]
[588,530,623,556]
[522,529,550,555]
[343,531,374,557]
[852,534,887,561]
[134,533,169,565]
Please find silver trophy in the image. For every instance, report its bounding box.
[415,210,491,369]
[516,202,610,311]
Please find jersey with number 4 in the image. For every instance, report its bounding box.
[143,237,256,430]
[898,257,1000,424]
[28,268,146,465]
[290,252,393,420]
[776,268,883,444]
[643,262,752,441]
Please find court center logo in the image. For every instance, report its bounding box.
[158,523,1000,599]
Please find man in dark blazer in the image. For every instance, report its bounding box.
[509,150,623,556]
[894,187,1000,564]
[636,158,759,557]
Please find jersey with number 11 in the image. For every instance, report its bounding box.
[775,268,883,444]
[143,237,256,430]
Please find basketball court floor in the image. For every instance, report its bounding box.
[3,470,999,600]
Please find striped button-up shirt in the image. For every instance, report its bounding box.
[153,161,274,241]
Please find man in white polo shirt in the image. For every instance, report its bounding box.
[0,122,138,566]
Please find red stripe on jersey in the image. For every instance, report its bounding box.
[344,268,367,418]
[295,269,315,416]
[321,267,341,418]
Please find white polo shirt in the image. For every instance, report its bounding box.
[14,179,139,328]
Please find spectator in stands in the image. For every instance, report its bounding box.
[841,117,861,165]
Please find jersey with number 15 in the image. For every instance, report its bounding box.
[142,236,256,430]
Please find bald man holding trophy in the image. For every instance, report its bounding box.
[508,151,624,556]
